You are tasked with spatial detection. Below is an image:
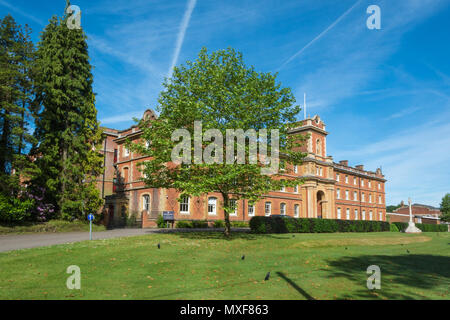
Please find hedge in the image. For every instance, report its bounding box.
[249,216,390,234]
[416,223,448,232]
[175,220,209,228]
[390,222,448,232]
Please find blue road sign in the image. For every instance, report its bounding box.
[88,214,95,221]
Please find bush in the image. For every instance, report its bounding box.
[230,221,249,228]
[0,194,34,223]
[192,220,208,228]
[157,215,167,228]
[213,220,225,228]
[391,222,408,232]
[416,223,448,232]
[176,220,193,228]
[390,223,399,232]
[249,216,390,234]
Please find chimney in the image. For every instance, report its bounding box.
[355,165,364,171]
[339,160,349,166]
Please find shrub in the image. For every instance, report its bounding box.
[176,220,193,228]
[156,215,166,228]
[416,223,448,232]
[249,216,390,234]
[390,223,399,232]
[213,220,225,228]
[0,194,34,224]
[392,222,408,232]
[192,220,208,228]
[230,221,249,228]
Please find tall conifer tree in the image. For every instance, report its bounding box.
[0,14,36,195]
[32,2,103,220]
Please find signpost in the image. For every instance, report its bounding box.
[163,211,175,229]
[88,214,95,240]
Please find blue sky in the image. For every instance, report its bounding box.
[1,0,449,207]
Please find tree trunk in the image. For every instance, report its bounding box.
[222,193,231,237]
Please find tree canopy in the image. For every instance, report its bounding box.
[130,47,307,236]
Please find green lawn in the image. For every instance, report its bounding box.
[0,232,449,300]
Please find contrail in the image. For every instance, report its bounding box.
[167,0,197,80]
[277,0,362,71]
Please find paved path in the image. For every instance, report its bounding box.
[0,228,249,253]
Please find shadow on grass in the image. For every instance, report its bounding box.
[322,254,450,299]
[276,272,315,300]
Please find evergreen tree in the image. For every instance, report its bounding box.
[0,14,36,195]
[32,2,103,220]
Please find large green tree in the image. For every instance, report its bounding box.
[0,15,36,194]
[440,193,450,223]
[32,2,103,220]
[131,47,307,236]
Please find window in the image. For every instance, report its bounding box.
[145,140,151,148]
[294,165,298,174]
[230,199,237,216]
[369,194,372,203]
[378,183,381,190]
[345,190,349,200]
[354,177,357,185]
[248,203,255,217]
[337,207,341,219]
[208,197,217,215]
[124,146,130,157]
[337,189,340,199]
[294,185,299,193]
[355,209,358,220]
[361,179,365,187]
[379,212,383,221]
[280,186,285,192]
[379,195,382,204]
[294,204,300,218]
[368,181,372,188]
[280,203,286,215]
[346,208,350,220]
[345,175,349,183]
[362,193,365,202]
[265,202,272,216]
[179,196,190,214]
[354,191,357,201]
[316,167,320,175]
[142,195,150,211]
[369,210,373,221]
[362,210,366,220]
[319,167,323,176]
[316,139,322,155]
[336,173,340,182]
[123,167,129,184]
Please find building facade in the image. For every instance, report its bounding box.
[100,110,387,228]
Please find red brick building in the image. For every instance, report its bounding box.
[100,110,387,228]
[387,203,442,225]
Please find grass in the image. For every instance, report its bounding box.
[0,231,449,300]
[0,220,106,235]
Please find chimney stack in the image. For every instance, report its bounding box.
[339,160,349,166]
[356,165,364,171]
